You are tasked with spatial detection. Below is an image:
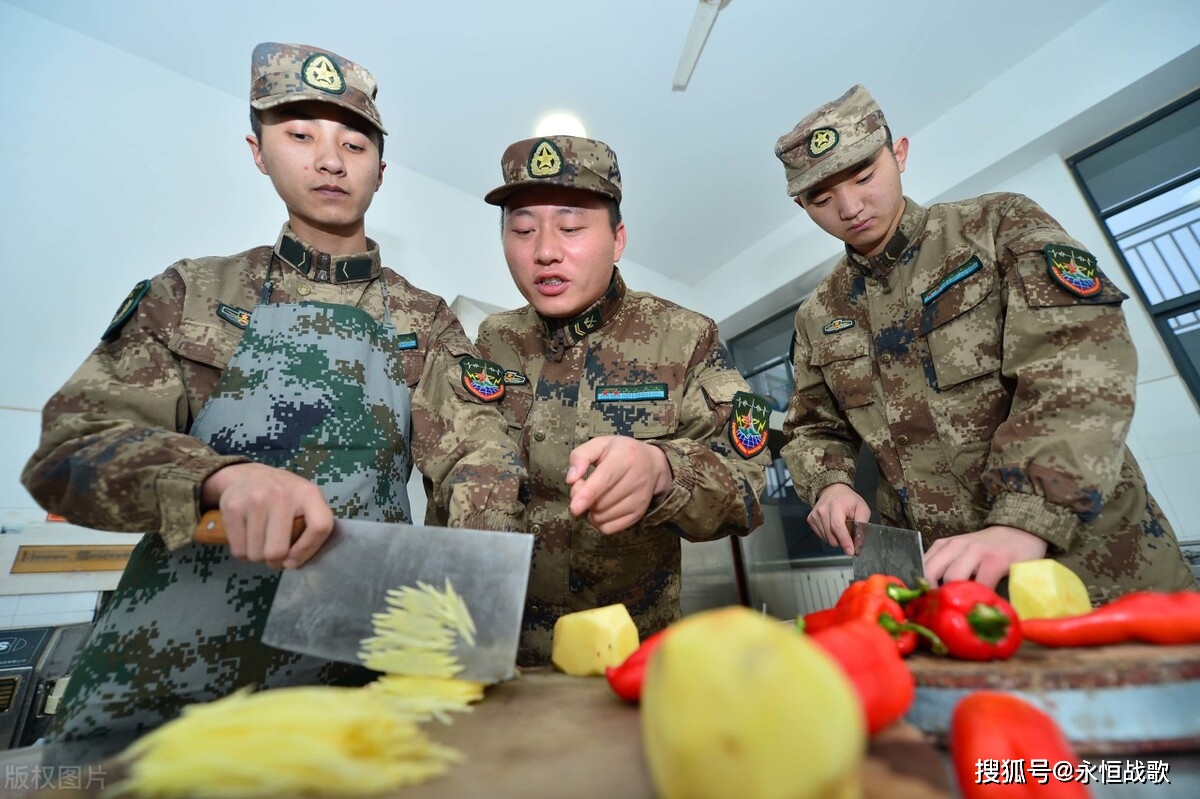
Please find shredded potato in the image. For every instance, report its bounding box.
[358,579,478,677]
[105,687,461,797]
[368,674,486,724]
[110,579,489,797]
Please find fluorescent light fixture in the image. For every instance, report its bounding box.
[535,112,587,138]
[672,0,730,91]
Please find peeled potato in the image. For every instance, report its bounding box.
[641,607,865,799]
[551,603,640,675]
[1009,559,1093,620]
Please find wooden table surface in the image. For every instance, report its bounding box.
[23,668,954,799]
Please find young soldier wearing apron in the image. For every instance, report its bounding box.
[23,43,526,765]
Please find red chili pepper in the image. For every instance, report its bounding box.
[604,629,668,703]
[805,619,916,735]
[801,574,940,656]
[950,691,1091,798]
[907,581,1022,661]
[1022,590,1200,648]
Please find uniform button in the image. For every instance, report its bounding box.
[896,434,910,446]
[530,605,540,615]
[867,278,878,287]
[450,519,462,528]
[530,523,542,535]
[297,284,312,296]
[880,353,892,364]
[534,430,546,442]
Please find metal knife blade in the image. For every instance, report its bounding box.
[196,511,532,684]
[850,520,925,586]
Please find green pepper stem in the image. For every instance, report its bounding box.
[966,602,1012,644]
[876,613,948,655]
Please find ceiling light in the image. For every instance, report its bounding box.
[672,0,731,91]
[535,112,587,138]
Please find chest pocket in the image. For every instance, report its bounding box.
[169,318,242,370]
[499,380,534,430]
[920,261,1002,390]
[809,328,874,411]
[589,399,678,439]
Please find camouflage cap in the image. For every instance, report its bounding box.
[774,84,888,198]
[250,42,387,135]
[484,136,622,206]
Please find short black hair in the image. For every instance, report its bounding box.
[249,107,384,159]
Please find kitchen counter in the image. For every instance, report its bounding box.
[10,666,1199,797]
[14,668,951,798]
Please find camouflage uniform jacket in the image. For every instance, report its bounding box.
[782,194,1195,601]
[22,225,526,546]
[477,269,769,664]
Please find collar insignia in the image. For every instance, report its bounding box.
[1045,245,1101,297]
[822,318,855,334]
[729,391,770,459]
[216,304,253,330]
[461,357,505,402]
[301,53,345,94]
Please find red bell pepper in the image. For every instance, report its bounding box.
[801,574,938,656]
[805,619,916,735]
[907,581,1022,660]
[604,629,668,703]
[1022,590,1200,647]
[950,691,1091,798]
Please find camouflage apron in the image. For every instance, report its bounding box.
[44,290,413,766]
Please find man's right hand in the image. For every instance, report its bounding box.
[200,463,333,570]
[807,483,870,556]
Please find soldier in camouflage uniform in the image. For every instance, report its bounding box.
[21,42,526,765]
[473,136,770,665]
[774,84,1196,602]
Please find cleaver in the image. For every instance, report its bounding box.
[195,510,532,683]
[850,519,926,587]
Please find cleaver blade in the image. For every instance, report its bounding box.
[195,511,532,684]
[850,520,926,587]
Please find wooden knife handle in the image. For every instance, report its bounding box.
[194,509,306,545]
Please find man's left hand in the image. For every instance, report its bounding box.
[923,525,1049,589]
[566,436,674,534]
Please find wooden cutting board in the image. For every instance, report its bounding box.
[906,641,1200,754]
[28,668,953,799]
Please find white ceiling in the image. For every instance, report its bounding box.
[7,0,1111,284]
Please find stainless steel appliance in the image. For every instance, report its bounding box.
[0,623,92,749]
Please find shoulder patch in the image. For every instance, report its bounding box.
[729,391,771,459]
[102,279,151,342]
[1045,244,1101,298]
[823,317,855,334]
[460,357,505,402]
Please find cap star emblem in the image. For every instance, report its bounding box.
[302,54,345,94]
[808,127,839,157]
[529,140,564,177]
